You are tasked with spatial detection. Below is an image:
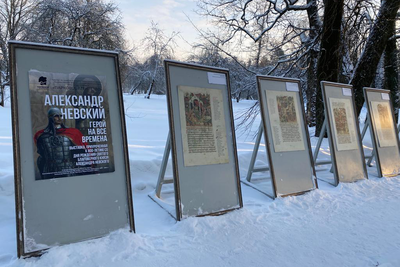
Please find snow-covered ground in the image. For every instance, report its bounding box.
[1,94,400,267]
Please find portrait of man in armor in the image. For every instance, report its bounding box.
[33,107,87,180]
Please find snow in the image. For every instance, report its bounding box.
[1,94,400,266]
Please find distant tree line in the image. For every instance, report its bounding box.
[0,0,127,106]
[2,0,400,138]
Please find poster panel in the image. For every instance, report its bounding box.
[165,60,242,220]
[321,81,367,184]
[9,41,134,258]
[257,76,317,197]
[178,86,229,166]
[265,90,305,152]
[364,88,400,177]
[29,71,115,180]
[329,98,358,151]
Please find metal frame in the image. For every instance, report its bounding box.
[9,41,135,258]
[163,60,243,221]
[363,87,400,177]
[249,75,317,198]
[320,81,368,186]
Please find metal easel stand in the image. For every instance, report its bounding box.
[360,116,381,177]
[148,132,176,220]
[360,117,375,167]
[242,123,274,199]
[155,132,174,198]
[313,119,339,186]
[313,119,333,168]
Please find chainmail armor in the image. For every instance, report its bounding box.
[36,133,75,178]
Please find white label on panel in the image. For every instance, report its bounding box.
[381,93,390,100]
[207,72,226,85]
[342,88,352,96]
[286,82,299,92]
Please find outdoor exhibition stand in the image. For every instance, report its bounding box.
[152,60,243,221]
[9,41,134,257]
[361,88,400,177]
[244,76,317,198]
[314,81,368,185]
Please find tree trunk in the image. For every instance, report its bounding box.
[351,0,400,116]
[305,0,321,126]
[145,79,155,99]
[383,18,399,122]
[315,0,344,136]
[236,91,241,103]
[0,83,4,107]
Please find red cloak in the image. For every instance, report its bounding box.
[34,128,87,147]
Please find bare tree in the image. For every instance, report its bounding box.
[197,0,324,126]
[351,0,400,115]
[140,21,177,99]
[314,0,344,136]
[0,0,36,106]
[25,0,125,50]
[383,16,399,121]
[304,0,322,126]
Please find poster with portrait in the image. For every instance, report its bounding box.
[29,70,115,180]
[265,90,305,152]
[370,101,397,147]
[329,98,358,151]
[178,85,229,166]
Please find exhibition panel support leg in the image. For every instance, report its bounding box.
[313,120,327,165]
[361,117,369,139]
[246,123,266,182]
[156,132,172,198]
[360,118,374,165]
[359,118,377,168]
[313,119,336,179]
[365,117,377,169]
[148,132,177,220]
[359,116,382,176]
[242,122,273,199]
[313,119,334,173]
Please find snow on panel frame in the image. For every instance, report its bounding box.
[164,60,243,220]
[364,88,400,177]
[9,41,134,258]
[321,81,368,184]
[256,76,317,197]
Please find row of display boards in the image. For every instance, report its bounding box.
[9,42,400,258]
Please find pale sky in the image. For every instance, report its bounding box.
[116,0,206,60]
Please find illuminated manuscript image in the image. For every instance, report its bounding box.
[29,70,115,180]
[266,90,305,152]
[178,86,229,166]
[333,107,350,136]
[277,95,297,123]
[184,92,213,128]
[371,101,397,147]
[329,98,358,151]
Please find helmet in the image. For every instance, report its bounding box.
[47,107,62,118]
